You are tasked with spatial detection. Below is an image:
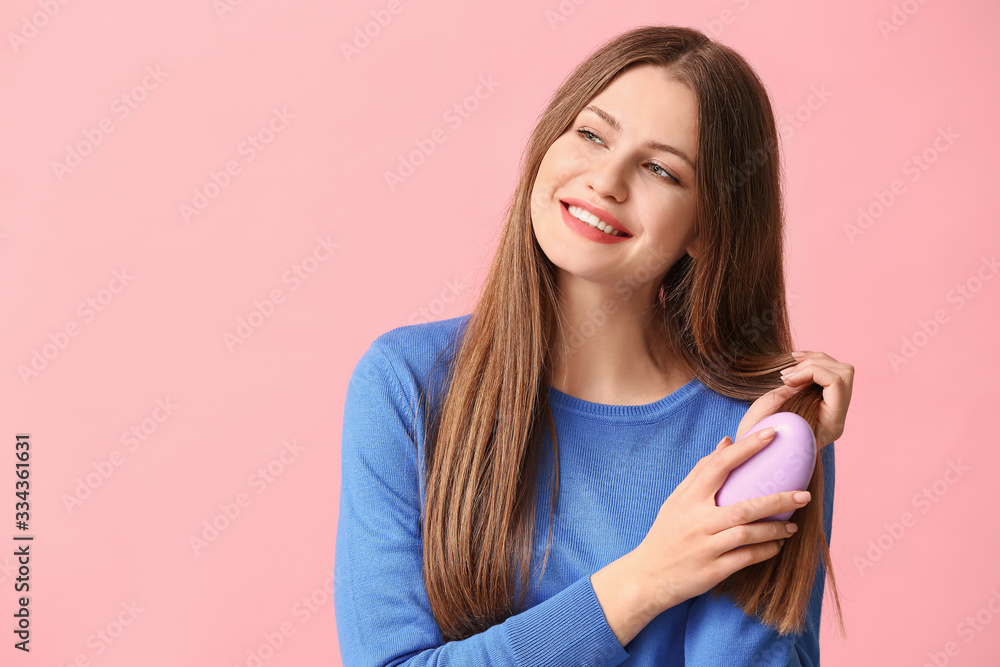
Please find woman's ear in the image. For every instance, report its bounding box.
[686,227,700,259]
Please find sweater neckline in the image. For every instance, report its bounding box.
[544,377,704,422]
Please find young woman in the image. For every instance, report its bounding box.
[335,25,855,666]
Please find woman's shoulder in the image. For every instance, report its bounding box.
[372,312,470,346]
[368,313,470,367]
[351,314,471,397]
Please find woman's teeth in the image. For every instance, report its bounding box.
[568,205,623,236]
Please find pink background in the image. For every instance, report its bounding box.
[2,0,998,665]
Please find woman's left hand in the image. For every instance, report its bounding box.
[734,350,855,448]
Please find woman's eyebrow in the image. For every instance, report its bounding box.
[582,104,697,171]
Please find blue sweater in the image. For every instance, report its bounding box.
[335,314,835,666]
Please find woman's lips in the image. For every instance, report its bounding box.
[559,201,632,244]
[560,197,632,236]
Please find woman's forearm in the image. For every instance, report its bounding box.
[590,550,665,648]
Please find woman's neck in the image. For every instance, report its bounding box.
[548,295,692,405]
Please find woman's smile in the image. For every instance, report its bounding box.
[559,200,633,244]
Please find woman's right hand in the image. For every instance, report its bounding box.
[630,427,812,614]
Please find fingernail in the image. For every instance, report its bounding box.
[780,367,795,377]
[778,539,786,547]
[793,491,811,504]
[791,350,806,358]
[758,427,776,440]
[785,523,798,534]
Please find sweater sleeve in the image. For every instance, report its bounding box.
[334,339,632,667]
[683,442,836,666]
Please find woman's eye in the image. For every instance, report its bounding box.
[576,128,605,145]
[649,164,678,183]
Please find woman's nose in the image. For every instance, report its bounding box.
[585,153,628,201]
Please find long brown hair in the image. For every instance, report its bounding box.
[415,24,844,642]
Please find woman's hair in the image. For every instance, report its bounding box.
[413,24,844,642]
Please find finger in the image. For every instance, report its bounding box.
[691,437,731,474]
[781,359,853,406]
[712,518,798,554]
[782,350,846,378]
[781,361,854,443]
[695,427,778,495]
[712,489,811,533]
[783,352,853,382]
[675,436,731,495]
[715,539,786,575]
[790,350,836,363]
[781,357,851,389]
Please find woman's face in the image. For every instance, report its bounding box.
[530,63,700,289]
